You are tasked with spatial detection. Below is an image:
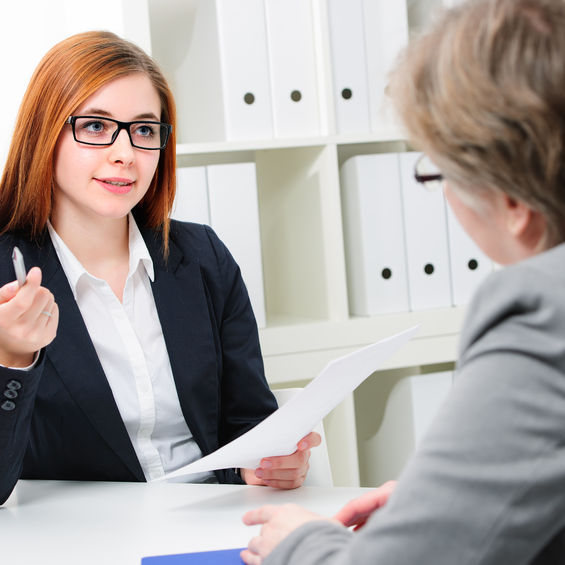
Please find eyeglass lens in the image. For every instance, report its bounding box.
[72,117,168,149]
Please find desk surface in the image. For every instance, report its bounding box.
[0,480,368,565]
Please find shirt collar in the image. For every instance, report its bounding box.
[47,213,154,299]
[128,213,155,282]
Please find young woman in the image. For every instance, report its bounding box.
[0,31,318,505]
[242,0,565,563]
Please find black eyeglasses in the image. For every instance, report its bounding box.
[66,116,172,150]
[414,154,444,191]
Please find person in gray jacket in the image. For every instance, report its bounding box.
[241,0,565,563]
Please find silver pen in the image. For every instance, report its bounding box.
[12,247,27,287]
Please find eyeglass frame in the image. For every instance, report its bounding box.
[413,153,444,190]
[65,115,173,150]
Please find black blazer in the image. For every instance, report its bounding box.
[0,220,277,504]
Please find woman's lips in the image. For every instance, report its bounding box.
[95,177,134,194]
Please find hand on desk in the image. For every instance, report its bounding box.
[333,480,396,530]
[241,503,335,565]
[241,431,321,490]
[240,479,396,564]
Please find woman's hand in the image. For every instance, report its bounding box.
[241,503,334,565]
[0,267,58,367]
[333,480,396,530]
[241,431,321,489]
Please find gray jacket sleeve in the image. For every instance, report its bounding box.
[266,244,565,565]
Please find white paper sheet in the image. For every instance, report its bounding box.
[160,325,419,480]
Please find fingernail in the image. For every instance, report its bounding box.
[255,469,263,478]
[299,441,309,450]
[261,460,272,469]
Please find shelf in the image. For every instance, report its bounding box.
[259,306,465,384]
[175,131,407,158]
[150,0,466,486]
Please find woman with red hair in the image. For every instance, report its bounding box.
[0,31,318,505]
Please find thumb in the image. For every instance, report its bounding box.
[242,505,277,526]
[0,266,43,304]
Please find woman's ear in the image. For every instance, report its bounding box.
[502,194,546,250]
[503,195,531,236]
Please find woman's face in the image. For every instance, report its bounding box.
[53,73,162,227]
[444,183,517,265]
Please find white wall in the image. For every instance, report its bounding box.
[0,0,150,169]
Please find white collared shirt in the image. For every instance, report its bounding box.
[47,215,216,483]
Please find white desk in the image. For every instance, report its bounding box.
[0,480,369,564]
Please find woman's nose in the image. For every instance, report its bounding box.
[108,128,135,165]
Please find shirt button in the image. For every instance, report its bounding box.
[6,380,22,391]
[4,389,17,399]
[1,400,15,411]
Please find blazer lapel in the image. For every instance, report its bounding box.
[21,237,145,481]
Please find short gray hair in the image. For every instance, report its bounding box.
[389,0,565,246]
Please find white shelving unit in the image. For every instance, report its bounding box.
[1,0,463,488]
[149,0,460,486]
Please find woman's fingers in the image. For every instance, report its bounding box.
[0,267,58,365]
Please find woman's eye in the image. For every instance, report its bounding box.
[82,121,106,133]
[134,124,155,137]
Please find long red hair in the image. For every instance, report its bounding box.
[0,30,176,252]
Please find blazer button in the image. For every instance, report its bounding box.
[4,389,18,399]
[6,380,22,391]
[1,400,15,411]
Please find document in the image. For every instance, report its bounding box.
[142,547,245,564]
[160,325,419,480]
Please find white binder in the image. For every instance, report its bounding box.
[362,0,409,135]
[340,154,410,315]
[263,0,321,138]
[171,167,210,225]
[399,152,452,311]
[207,163,267,328]
[167,0,273,142]
[445,202,493,306]
[409,370,453,447]
[362,368,452,484]
[327,0,371,135]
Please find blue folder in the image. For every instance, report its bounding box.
[141,547,246,564]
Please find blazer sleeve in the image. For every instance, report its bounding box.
[0,352,47,505]
[199,225,277,447]
[0,237,47,504]
[265,258,565,564]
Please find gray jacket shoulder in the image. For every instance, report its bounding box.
[265,244,565,565]
[459,242,565,368]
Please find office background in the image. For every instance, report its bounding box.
[0,0,473,488]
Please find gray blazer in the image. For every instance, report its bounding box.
[267,243,565,564]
